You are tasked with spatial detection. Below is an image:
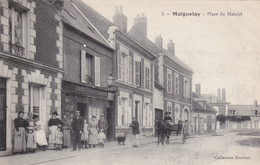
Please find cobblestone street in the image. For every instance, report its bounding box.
[1,131,259,165]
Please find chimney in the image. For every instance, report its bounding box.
[155,35,163,49]
[133,13,147,37]
[217,88,221,99]
[112,6,128,33]
[167,39,175,56]
[222,88,226,101]
[254,100,258,107]
[195,84,201,96]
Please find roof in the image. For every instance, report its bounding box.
[71,0,115,40]
[163,49,193,73]
[192,92,217,113]
[229,105,258,116]
[201,94,230,105]
[128,27,163,55]
[61,0,111,48]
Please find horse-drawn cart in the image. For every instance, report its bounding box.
[156,120,187,145]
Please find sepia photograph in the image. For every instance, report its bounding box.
[0,0,259,164]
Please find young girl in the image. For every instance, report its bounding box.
[97,128,106,148]
[55,126,63,151]
[81,119,89,149]
[27,129,36,153]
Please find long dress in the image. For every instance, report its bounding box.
[88,120,98,145]
[62,119,71,147]
[13,117,27,153]
[27,132,36,149]
[81,123,89,141]
[35,120,48,146]
[48,118,63,149]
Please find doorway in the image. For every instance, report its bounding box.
[155,109,163,136]
[77,103,87,119]
[0,78,6,151]
[107,107,115,141]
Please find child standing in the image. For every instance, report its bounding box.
[81,119,89,149]
[27,129,36,153]
[97,129,106,148]
[55,126,63,151]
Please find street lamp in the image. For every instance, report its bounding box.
[107,73,115,88]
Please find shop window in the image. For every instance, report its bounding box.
[9,4,29,57]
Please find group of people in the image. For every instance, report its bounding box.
[13,110,108,154]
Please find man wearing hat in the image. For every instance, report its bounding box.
[71,110,84,151]
[98,114,108,133]
[164,111,172,122]
[130,117,140,147]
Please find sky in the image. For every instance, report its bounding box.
[82,0,260,105]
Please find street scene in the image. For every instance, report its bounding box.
[0,0,260,165]
[1,130,260,165]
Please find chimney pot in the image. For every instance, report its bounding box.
[133,13,147,37]
[119,6,123,14]
[155,35,163,49]
[222,88,226,101]
[113,6,127,33]
[167,39,175,56]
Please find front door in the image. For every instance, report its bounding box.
[207,116,212,133]
[77,103,87,119]
[107,107,115,141]
[0,78,6,151]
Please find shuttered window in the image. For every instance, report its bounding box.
[128,56,132,84]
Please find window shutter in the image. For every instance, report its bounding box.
[149,104,153,126]
[118,96,122,126]
[117,51,122,80]
[95,56,100,86]
[128,56,132,84]
[81,50,86,83]
[128,99,132,125]
[135,61,141,86]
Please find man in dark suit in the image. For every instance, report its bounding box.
[71,110,84,151]
[130,117,140,147]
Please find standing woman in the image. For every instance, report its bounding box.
[62,114,71,149]
[33,115,48,150]
[88,116,98,148]
[13,111,27,154]
[48,111,63,150]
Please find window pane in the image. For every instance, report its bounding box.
[33,86,40,114]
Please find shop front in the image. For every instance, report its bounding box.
[61,80,115,141]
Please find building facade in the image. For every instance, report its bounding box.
[201,88,230,129]
[61,0,115,140]
[192,90,217,135]
[227,100,260,129]
[0,0,63,153]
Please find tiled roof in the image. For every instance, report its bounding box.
[128,27,163,55]
[61,0,111,48]
[201,94,230,104]
[71,0,115,40]
[163,49,193,73]
[229,105,257,116]
[192,92,217,113]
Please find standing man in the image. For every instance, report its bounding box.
[71,111,84,151]
[130,117,139,147]
[98,114,108,133]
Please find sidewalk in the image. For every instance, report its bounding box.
[0,134,185,165]
[0,135,156,165]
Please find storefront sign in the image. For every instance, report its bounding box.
[63,81,108,97]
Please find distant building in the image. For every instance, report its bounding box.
[228,100,260,129]
[201,88,230,129]
[192,85,217,135]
